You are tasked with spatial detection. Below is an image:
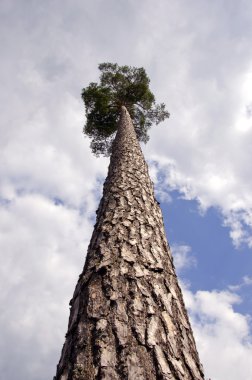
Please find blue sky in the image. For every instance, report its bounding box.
[1,1,252,379]
[163,191,252,311]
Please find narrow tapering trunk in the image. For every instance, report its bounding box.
[54,106,204,380]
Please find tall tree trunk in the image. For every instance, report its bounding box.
[54,106,204,380]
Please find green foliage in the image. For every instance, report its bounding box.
[82,63,169,156]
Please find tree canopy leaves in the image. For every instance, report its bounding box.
[82,63,169,156]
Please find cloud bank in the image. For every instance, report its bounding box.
[1,0,252,379]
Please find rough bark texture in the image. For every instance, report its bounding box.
[54,106,205,380]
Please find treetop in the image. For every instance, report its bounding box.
[82,63,169,156]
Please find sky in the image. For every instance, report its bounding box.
[1,0,252,379]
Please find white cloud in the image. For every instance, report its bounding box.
[228,275,252,291]
[171,244,197,273]
[184,286,252,380]
[139,1,252,247]
[0,193,95,379]
[172,243,252,379]
[1,0,252,379]
[2,0,252,247]
[148,163,172,203]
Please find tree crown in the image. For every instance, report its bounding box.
[82,63,169,156]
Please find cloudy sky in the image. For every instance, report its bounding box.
[1,0,252,379]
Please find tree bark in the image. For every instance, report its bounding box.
[54,106,205,380]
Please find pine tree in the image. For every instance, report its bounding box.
[54,64,204,380]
